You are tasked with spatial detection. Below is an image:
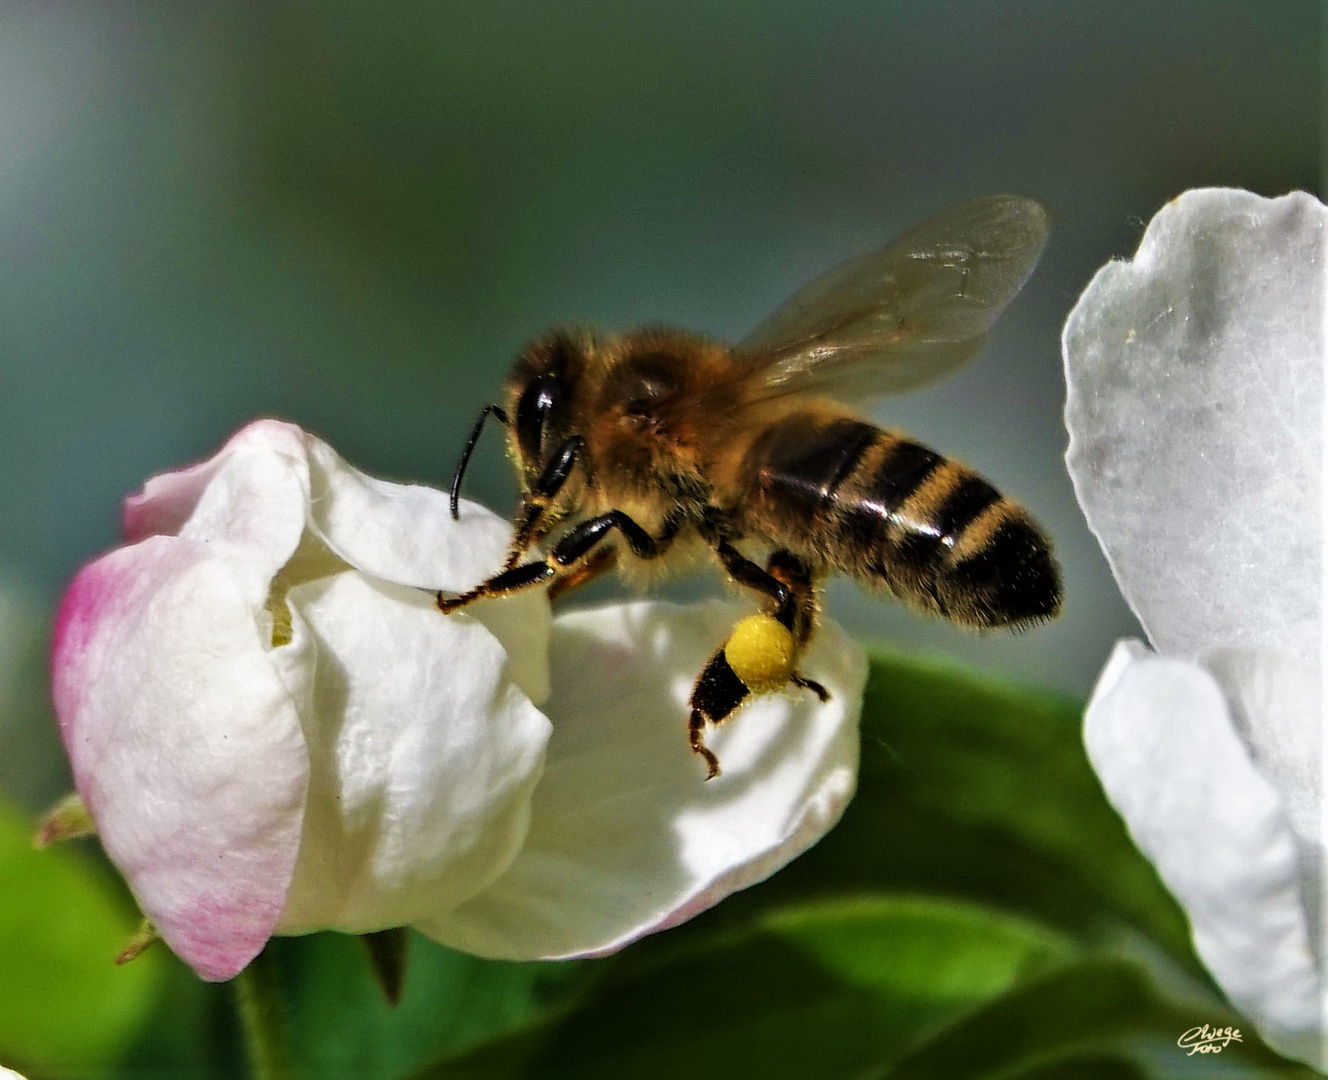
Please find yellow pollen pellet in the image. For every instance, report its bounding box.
[723,614,797,692]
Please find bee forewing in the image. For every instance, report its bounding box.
[735,195,1050,402]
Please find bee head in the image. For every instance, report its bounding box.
[507,329,586,487]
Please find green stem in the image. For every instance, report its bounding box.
[232,948,293,1080]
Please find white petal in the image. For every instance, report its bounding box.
[1084,640,1322,1067]
[51,537,308,981]
[421,599,865,960]
[1064,189,1325,663]
[303,435,512,592]
[1202,647,1324,968]
[301,435,551,702]
[1202,647,1323,855]
[275,571,552,935]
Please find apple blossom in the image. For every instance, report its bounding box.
[1064,189,1325,1068]
[51,420,865,981]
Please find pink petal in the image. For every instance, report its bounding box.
[120,419,309,608]
[122,418,308,544]
[52,537,308,981]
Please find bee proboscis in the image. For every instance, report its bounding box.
[441,194,1062,778]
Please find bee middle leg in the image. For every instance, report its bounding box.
[688,549,828,779]
[438,510,680,613]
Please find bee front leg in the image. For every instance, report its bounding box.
[502,436,584,570]
[437,560,557,613]
[438,509,679,614]
[439,436,587,613]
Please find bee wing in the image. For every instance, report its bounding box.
[735,195,1049,402]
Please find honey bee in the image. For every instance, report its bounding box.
[440,194,1061,778]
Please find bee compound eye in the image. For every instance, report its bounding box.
[516,374,562,463]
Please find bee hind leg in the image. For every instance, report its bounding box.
[769,554,828,701]
[687,615,812,781]
[687,647,750,780]
[791,674,830,702]
[688,708,723,781]
[756,552,830,700]
[685,549,829,779]
[712,540,796,622]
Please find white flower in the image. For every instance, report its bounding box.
[51,420,864,979]
[1063,189,1325,1068]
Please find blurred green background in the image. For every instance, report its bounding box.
[0,2,1319,1077]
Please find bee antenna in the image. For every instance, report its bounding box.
[450,404,510,519]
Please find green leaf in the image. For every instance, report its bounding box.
[417,895,1075,1080]
[0,797,169,1076]
[426,908,1308,1080]
[756,895,1073,1002]
[268,930,594,1080]
[881,957,1311,1080]
[996,1053,1149,1080]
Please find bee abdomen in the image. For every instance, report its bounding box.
[743,414,1061,628]
[743,414,879,526]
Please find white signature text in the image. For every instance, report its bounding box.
[1178,1025,1243,1055]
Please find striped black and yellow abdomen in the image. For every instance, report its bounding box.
[735,410,1061,628]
